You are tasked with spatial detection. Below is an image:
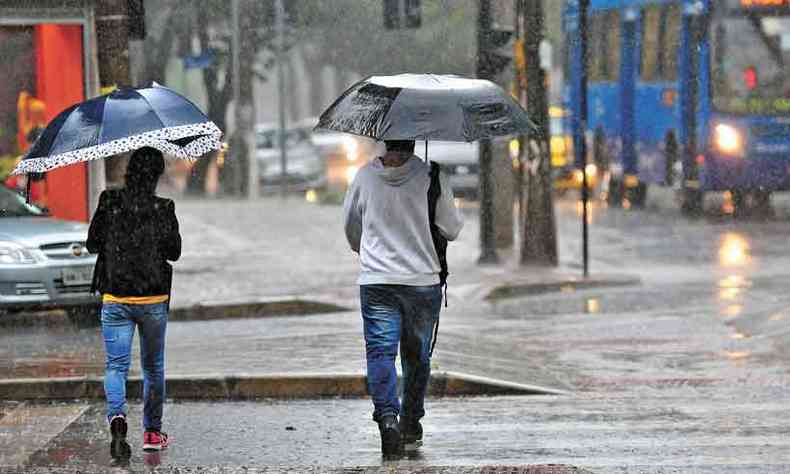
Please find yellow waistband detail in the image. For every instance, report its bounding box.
[102,294,169,305]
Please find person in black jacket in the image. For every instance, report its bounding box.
[86,147,181,458]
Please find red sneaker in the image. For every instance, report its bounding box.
[143,431,170,451]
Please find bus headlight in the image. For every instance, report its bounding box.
[714,124,744,156]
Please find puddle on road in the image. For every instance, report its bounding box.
[585,298,601,314]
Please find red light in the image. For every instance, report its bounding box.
[696,154,705,165]
[744,67,758,90]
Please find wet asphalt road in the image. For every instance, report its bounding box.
[5,191,790,471]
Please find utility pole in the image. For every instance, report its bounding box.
[520,0,557,266]
[231,0,241,195]
[579,0,590,277]
[276,0,288,198]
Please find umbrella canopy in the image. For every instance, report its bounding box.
[315,74,534,142]
[11,84,222,175]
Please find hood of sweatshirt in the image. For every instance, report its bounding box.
[371,155,424,186]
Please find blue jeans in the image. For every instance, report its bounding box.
[360,284,442,422]
[101,302,168,431]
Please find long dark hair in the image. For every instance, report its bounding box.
[125,147,165,194]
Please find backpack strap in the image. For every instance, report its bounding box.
[427,161,449,356]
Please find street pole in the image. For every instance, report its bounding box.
[476,0,499,264]
[242,0,258,200]
[231,0,242,196]
[276,0,288,199]
[579,0,590,278]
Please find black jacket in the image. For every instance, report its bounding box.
[87,189,181,297]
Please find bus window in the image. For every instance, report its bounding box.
[606,10,621,81]
[640,5,661,82]
[589,12,606,81]
[661,4,681,81]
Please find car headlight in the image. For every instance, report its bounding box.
[345,165,359,184]
[714,124,744,156]
[343,136,358,161]
[0,241,36,265]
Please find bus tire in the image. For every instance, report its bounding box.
[681,188,703,216]
[731,190,747,218]
[664,134,678,187]
[751,190,773,217]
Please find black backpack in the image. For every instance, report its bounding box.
[427,161,448,355]
[427,161,449,291]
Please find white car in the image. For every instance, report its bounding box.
[0,185,99,321]
[255,124,326,192]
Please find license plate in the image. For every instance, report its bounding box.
[61,266,93,286]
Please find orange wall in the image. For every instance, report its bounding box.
[35,24,88,222]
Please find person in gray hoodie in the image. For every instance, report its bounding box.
[343,139,463,456]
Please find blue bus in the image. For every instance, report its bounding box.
[563,0,790,213]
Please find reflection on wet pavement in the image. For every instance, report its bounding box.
[719,233,750,268]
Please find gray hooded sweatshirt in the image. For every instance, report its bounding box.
[343,154,463,286]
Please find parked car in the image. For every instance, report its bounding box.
[418,141,480,199]
[255,123,326,192]
[0,185,99,321]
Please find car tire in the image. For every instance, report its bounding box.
[66,305,100,328]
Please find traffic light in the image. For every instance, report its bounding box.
[384,0,421,29]
[479,29,513,78]
[477,0,513,79]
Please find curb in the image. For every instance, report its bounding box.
[0,371,567,401]
[0,298,350,328]
[168,298,350,322]
[485,275,640,301]
[2,465,594,473]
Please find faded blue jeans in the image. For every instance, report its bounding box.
[360,284,442,423]
[101,302,168,431]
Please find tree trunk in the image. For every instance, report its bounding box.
[521,0,558,266]
[187,7,232,195]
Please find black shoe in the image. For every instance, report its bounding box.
[109,415,131,460]
[378,415,401,457]
[399,418,423,451]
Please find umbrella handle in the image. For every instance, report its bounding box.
[25,176,32,204]
[425,140,428,163]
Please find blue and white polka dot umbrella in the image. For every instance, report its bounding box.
[12,83,223,175]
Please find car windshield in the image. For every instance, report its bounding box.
[0,186,46,217]
[256,129,311,149]
[712,12,790,115]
